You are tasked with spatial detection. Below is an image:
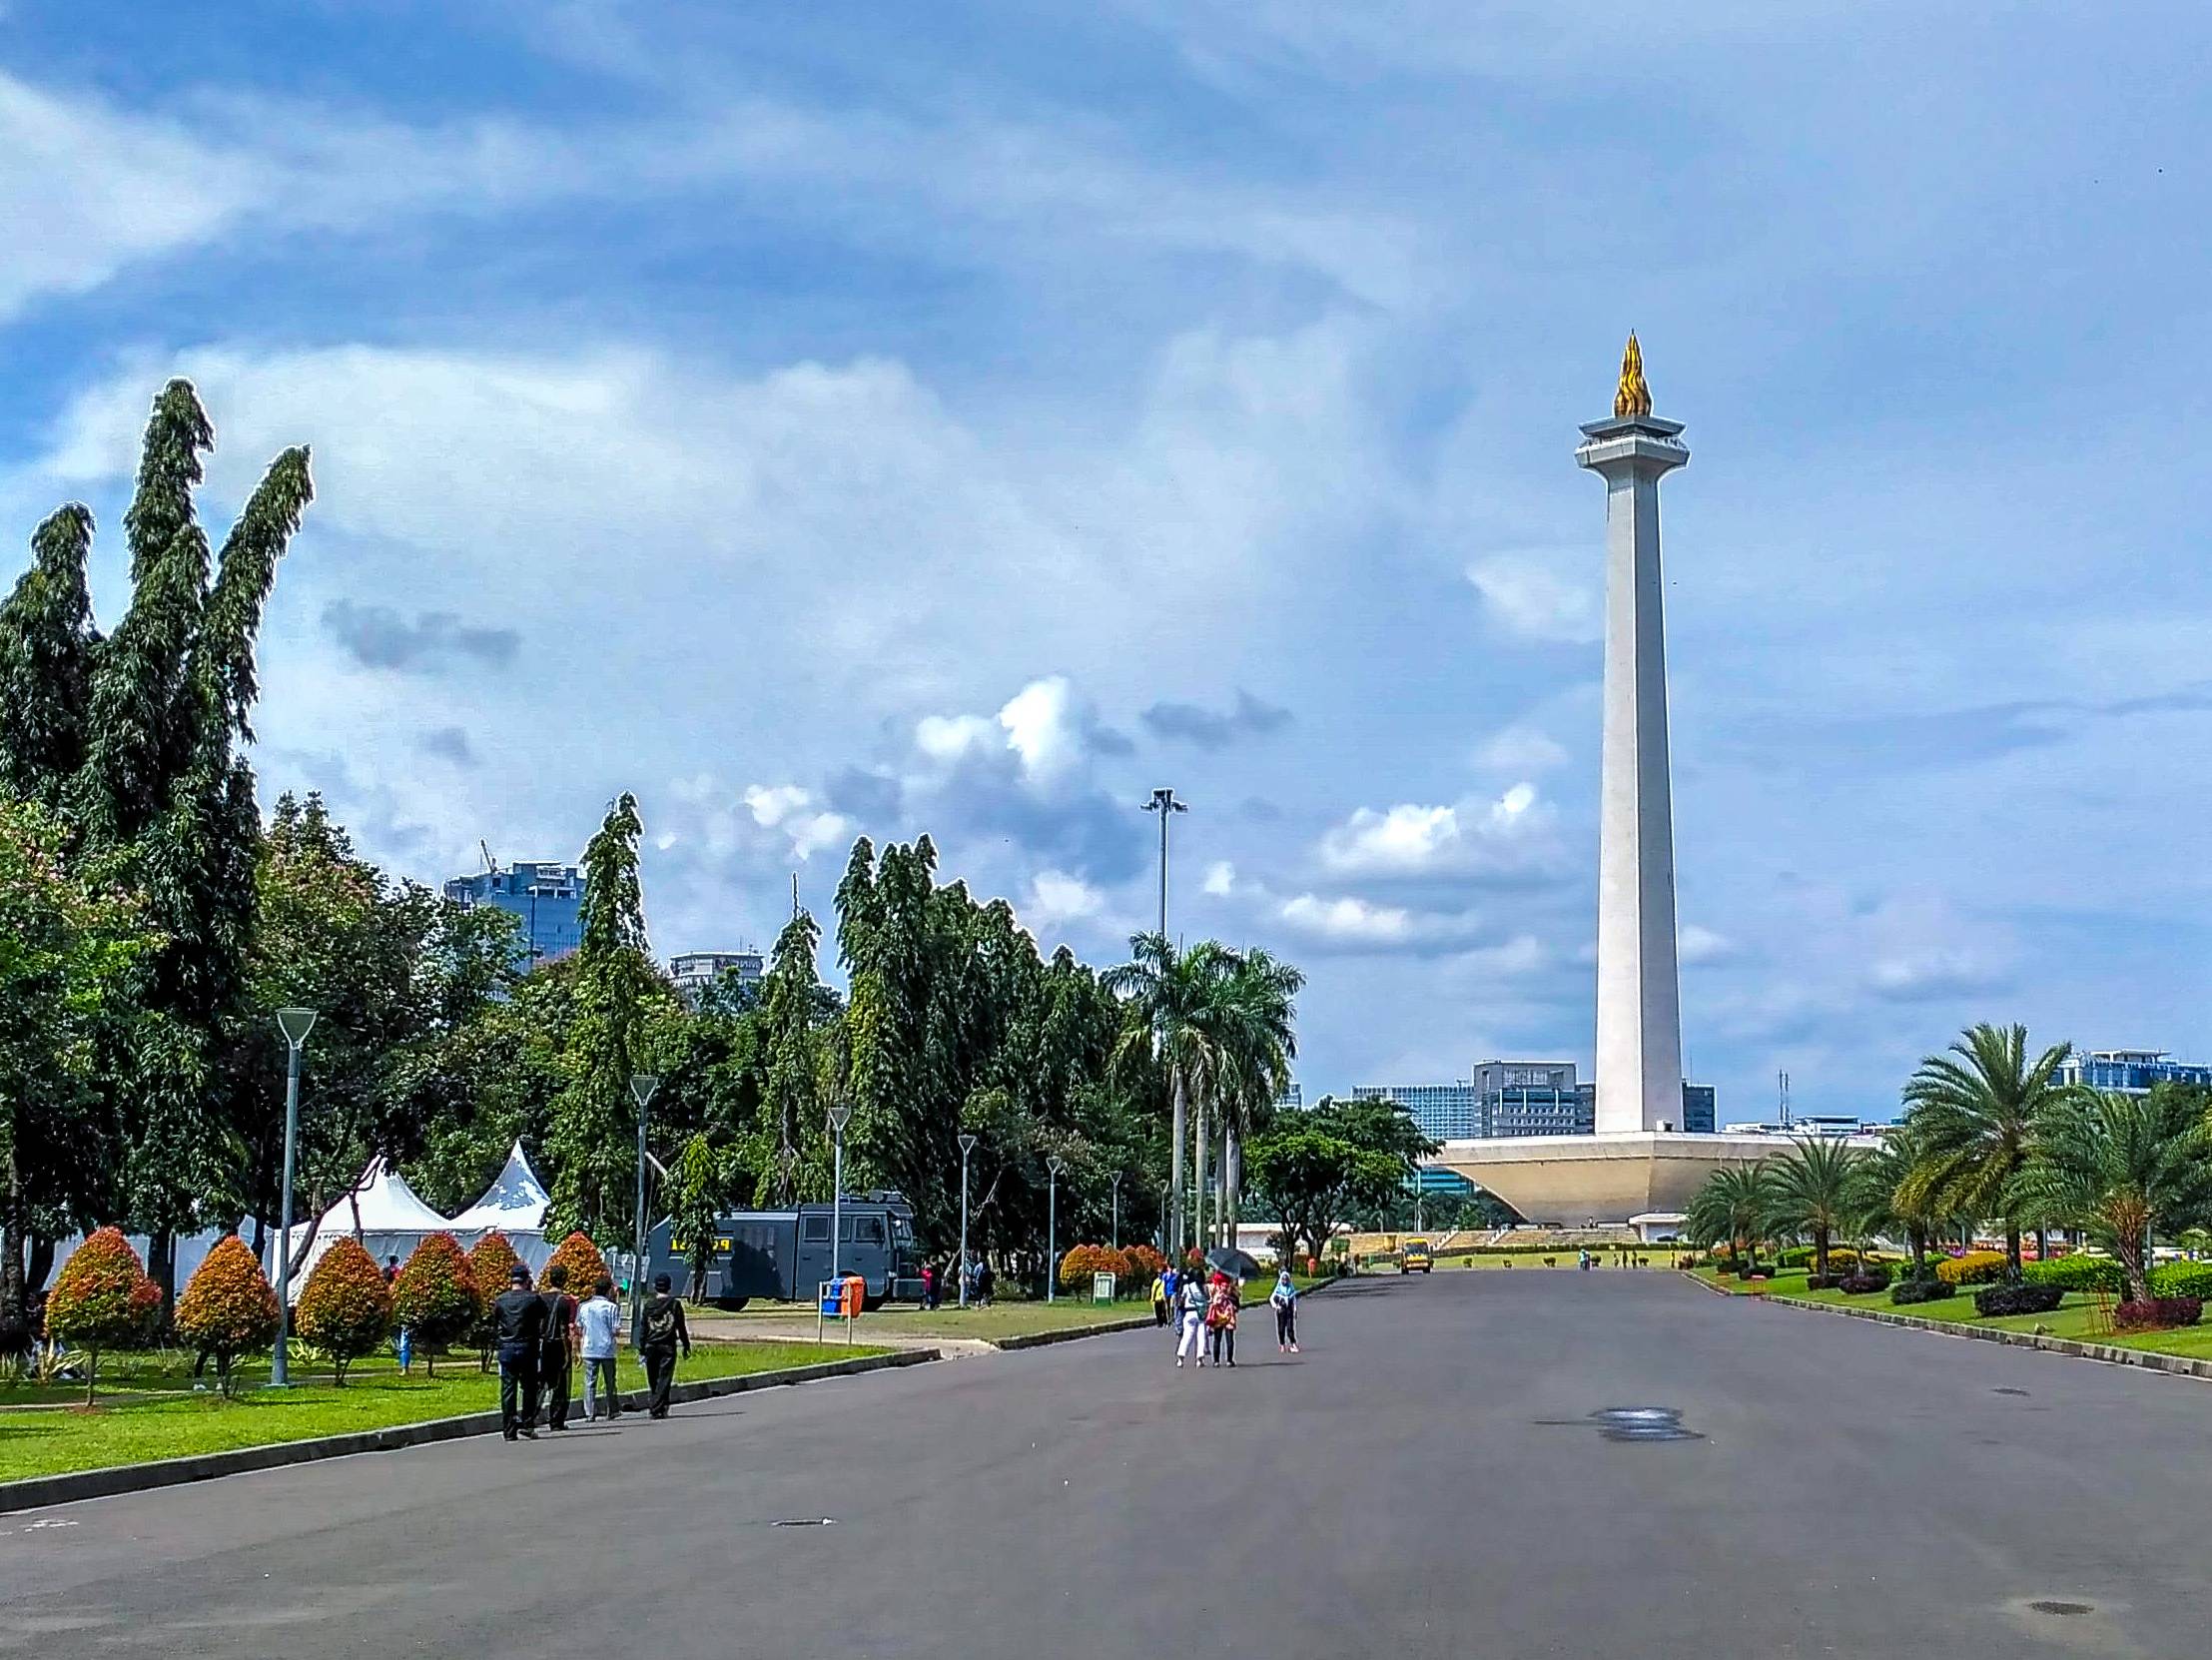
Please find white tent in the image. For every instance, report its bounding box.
[281,1157,455,1295]
[450,1141,549,1236]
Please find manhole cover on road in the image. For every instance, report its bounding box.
[2029,1600,2093,1616]
[1992,1387,2030,1396]
[1590,1406,1702,1443]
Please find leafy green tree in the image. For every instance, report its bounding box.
[1851,1122,1940,1274]
[1765,1136,1863,1280]
[546,794,669,1244]
[1213,948,1303,1245]
[742,907,832,1208]
[1247,1121,1401,1265]
[2012,1087,2212,1302]
[1105,934,1238,1252]
[0,504,98,807]
[666,1132,727,1300]
[1899,1023,2073,1276]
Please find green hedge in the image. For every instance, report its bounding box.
[2151,1261,2212,1298]
[2024,1256,2124,1293]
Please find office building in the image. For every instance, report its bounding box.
[1275,1083,1303,1110]
[443,862,584,968]
[670,949,764,1003]
[1681,1084,1716,1135]
[1484,1062,1592,1138]
[1352,1084,1480,1142]
[2055,1050,2212,1094]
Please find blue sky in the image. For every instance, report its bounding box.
[6,2,2211,1119]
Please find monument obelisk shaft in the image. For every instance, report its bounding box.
[1577,336,1689,1135]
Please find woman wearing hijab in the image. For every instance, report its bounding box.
[1175,1271,1208,1367]
[1269,1269,1300,1353]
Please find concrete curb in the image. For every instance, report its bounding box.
[0,1347,938,1518]
[1680,1270,2212,1384]
[990,1275,1346,1350]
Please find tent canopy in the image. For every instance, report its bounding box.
[449,1141,550,1236]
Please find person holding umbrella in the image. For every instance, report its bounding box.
[1205,1270,1240,1368]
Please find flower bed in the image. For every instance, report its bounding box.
[1889,1276,1961,1306]
[2113,1296,2203,1331]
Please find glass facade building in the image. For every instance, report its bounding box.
[1351,1083,1480,1142]
[670,949,764,1003]
[443,862,585,970]
[2055,1050,2212,1093]
[1358,1063,1715,1141]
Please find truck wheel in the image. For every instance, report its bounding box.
[714,1296,750,1312]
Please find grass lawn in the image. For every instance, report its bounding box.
[0,1341,869,1485]
[1690,1267,2212,1361]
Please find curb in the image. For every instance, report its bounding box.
[992,1313,1156,1350]
[0,1347,938,1518]
[1762,1293,2212,1382]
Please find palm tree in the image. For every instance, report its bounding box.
[2011,1088,2212,1302]
[1766,1136,1862,1280]
[1854,1123,1940,1275]
[1106,935,1236,1253]
[1211,948,1303,1247]
[1899,1023,2073,1276]
[1687,1164,1776,1270]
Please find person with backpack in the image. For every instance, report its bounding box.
[487,1262,550,1441]
[1160,1264,1180,1342]
[577,1273,623,1421]
[537,1263,578,1430]
[639,1272,691,1418]
[1174,1272,1207,1368]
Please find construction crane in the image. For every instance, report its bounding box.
[479,839,497,875]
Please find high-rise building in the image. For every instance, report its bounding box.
[1480,1061,1592,1138]
[1275,1082,1303,1110]
[2055,1050,2212,1093]
[1681,1084,1716,1135]
[443,862,585,969]
[1351,1084,1480,1142]
[669,949,764,1003]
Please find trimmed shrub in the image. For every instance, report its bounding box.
[2114,1296,2203,1331]
[1936,1250,2009,1286]
[1890,1277,1961,1306]
[1119,1244,1167,1285]
[468,1231,523,1370]
[44,1227,163,1404]
[2149,1261,2212,1299]
[174,1235,282,1395]
[1804,1274,1843,1290]
[541,1232,610,1297]
[392,1234,480,1373]
[2024,1255,2124,1293]
[1839,1269,1890,1294]
[295,1238,394,1383]
[1058,1244,1123,1293]
[1972,1282,2064,1318]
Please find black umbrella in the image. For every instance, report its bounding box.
[1205,1246,1261,1280]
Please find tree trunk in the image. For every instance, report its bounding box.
[1167,1068,1187,1256]
[2033,1226,2048,1264]
[2004,1221,2022,1278]
[1225,1129,1242,1249]
[1815,1227,1829,1281]
[147,1231,176,1323]
[1,1141,27,1357]
[1191,1095,1208,1260]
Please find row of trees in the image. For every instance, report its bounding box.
[1688,1022,2212,1303]
[1,379,1319,1340]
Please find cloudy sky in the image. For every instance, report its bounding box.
[6,2,2210,1120]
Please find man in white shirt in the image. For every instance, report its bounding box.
[576,1274,624,1421]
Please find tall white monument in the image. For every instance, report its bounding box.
[1577,336,1689,1135]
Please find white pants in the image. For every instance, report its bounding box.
[1177,1310,1205,1358]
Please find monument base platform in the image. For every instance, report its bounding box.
[1427,1132,1843,1228]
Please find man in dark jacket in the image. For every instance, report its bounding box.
[538,1263,577,1431]
[488,1263,550,1440]
[639,1272,691,1418]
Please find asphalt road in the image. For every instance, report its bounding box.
[6,1270,2211,1659]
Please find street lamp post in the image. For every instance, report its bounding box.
[828,1100,853,1295]
[1110,1172,1124,1250]
[1047,1157,1066,1303]
[628,1074,659,1337]
[271,1009,318,1388]
[958,1133,978,1308]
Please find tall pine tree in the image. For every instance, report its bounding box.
[0,505,98,807]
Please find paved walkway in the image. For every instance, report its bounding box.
[4,1271,2209,1657]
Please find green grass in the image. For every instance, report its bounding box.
[1690,1266,2212,1360]
[0,1341,871,1484]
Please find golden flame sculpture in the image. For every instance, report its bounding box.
[1614,332,1652,418]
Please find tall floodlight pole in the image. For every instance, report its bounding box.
[1047,1157,1066,1303]
[271,1009,318,1387]
[958,1133,978,1307]
[1143,787,1188,1250]
[828,1099,853,1293]
[628,1074,659,1335]
[1110,1172,1124,1250]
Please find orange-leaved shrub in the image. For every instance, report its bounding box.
[1120,1244,1167,1285]
[44,1227,163,1403]
[540,1231,609,1296]
[392,1233,479,1373]
[295,1238,393,1383]
[1058,1244,1124,1293]
[1935,1249,2010,1286]
[468,1231,523,1369]
[174,1235,281,1395]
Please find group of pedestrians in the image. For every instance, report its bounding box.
[1149,1264,1302,1369]
[483,1264,693,1441]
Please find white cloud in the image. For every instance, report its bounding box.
[1679,924,1737,965]
[915,713,997,762]
[998,676,1081,783]
[1316,784,1558,877]
[1202,859,1236,897]
[1278,892,1415,945]
[1477,724,1571,774]
[1466,554,1602,645]
[741,784,850,861]
[1025,869,1106,929]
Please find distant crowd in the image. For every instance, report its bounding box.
[477,1262,694,1439]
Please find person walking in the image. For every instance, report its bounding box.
[487,1263,549,1441]
[1174,1272,1207,1367]
[976,1260,995,1307]
[537,1263,577,1431]
[921,1260,937,1311]
[639,1272,691,1419]
[1206,1272,1239,1367]
[1150,1269,1169,1328]
[577,1273,623,1421]
[1270,1269,1300,1353]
